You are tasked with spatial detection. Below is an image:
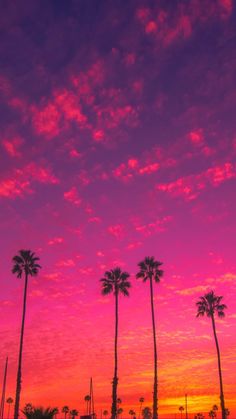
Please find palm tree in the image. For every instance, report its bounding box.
[225,409,230,417]
[100,267,131,419]
[103,410,108,419]
[84,396,91,415]
[179,406,184,419]
[117,408,123,418]
[213,406,218,418]
[136,257,163,419]
[209,411,216,419]
[13,250,41,419]
[142,407,152,419]
[6,398,14,419]
[70,410,78,419]
[22,406,58,419]
[138,398,144,419]
[129,410,135,419]
[62,406,70,419]
[54,408,59,419]
[196,291,227,419]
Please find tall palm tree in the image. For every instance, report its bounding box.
[138,398,144,419]
[136,257,163,419]
[179,406,184,419]
[100,267,131,419]
[12,250,41,419]
[62,406,69,419]
[84,396,91,415]
[6,398,14,419]
[196,291,227,419]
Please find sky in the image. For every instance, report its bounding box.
[0,0,236,418]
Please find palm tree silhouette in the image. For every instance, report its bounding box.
[142,407,152,419]
[117,408,123,418]
[100,267,131,419]
[196,291,227,419]
[209,411,216,419]
[129,410,135,419]
[103,410,108,419]
[70,410,78,419]
[62,406,70,419]
[136,257,163,419]
[225,409,230,417]
[12,250,41,419]
[6,397,14,419]
[179,406,184,419]
[213,405,218,418]
[22,406,58,419]
[84,396,91,415]
[138,398,144,419]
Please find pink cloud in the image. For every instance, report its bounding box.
[64,186,82,206]
[31,103,61,138]
[135,216,172,236]
[0,178,31,198]
[2,136,23,157]
[139,162,159,174]
[0,163,58,199]
[157,162,236,200]
[188,129,204,145]
[48,237,64,245]
[56,259,76,267]
[108,224,125,239]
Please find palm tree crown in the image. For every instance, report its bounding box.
[136,257,163,283]
[12,250,41,278]
[100,267,131,296]
[196,291,227,318]
[22,407,58,419]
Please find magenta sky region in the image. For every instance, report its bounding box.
[0,0,236,418]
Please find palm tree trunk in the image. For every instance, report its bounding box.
[8,404,10,419]
[150,278,158,419]
[14,273,28,419]
[211,314,226,419]
[111,289,118,419]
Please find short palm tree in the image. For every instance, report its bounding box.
[62,406,69,419]
[129,410,135,419]
[142,407,152,419]
[138,398,144,419]
[22,406,58,419]
[54,408,59,419]
[179,406,184,419]
[213,405,218,418]
[103,410,108,419]
[225,409,230,417]
[136,257,163,419]
[13,250,41,419]
[100,267,131,419]
[6,397,14,419]
[117,408,123,418]
[84,395,90,415]
[70,410,78,419]
[196,291,227,419]
[209,411,216,419]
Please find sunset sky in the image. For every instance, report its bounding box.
[0,0,236,418]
